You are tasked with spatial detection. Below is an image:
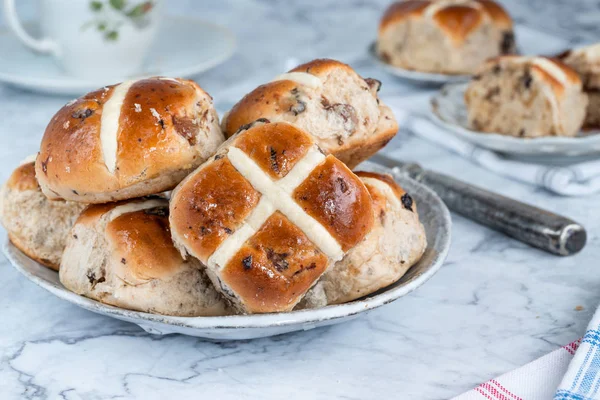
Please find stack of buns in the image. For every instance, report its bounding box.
[1,59,427,316]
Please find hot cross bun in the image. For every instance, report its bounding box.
[557,43,600,129]
[60,197,229,316]
[169,121,374,313]
[465,56,588,137]
[221,59,398,169]
[377,0,515,75]
[36,77,224,203]
[298,172,427,309]
[0,159,85,270]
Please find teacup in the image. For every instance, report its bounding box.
[3,0,162,79]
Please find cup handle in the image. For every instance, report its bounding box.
[3,0,59,55]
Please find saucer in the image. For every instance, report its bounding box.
[430,82,600,157]
[0,16,236,96]
[370,25,573,85]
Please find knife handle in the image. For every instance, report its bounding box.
[403,165,587,256]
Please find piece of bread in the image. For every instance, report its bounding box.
[377,0,516,75]
[59,197,229,316]
[36,77,224,203]
[557,43,600,129]
[169,121,374,314]
[221,59,398,169]
[464,56,588,137]
[298,172,427,309]
[0,160,86,270]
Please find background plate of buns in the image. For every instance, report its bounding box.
[3,163,451,340]
[372,0,570,85]
[431,82,600,157]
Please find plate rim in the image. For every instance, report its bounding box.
[430,82,600,154]
[2,174,451,331]
[0,15,236,90]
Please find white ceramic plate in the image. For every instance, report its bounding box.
[370,25,572,85]
[3,165,451,341]
[0,16,236,96]
[430,82,600,157]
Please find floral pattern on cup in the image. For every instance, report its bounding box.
[85,0,155,42]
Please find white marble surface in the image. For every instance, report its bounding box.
[1,1,600,399]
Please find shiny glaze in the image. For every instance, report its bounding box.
[433,6,484,44]
[293,155,374,251]
[222,212,328,313]
[290,58,353,76]
[223,80,297,137]
[379,0,430,32]
[37,86,116,192]
[234,122,314,179]
[6,162,38,191]
[379,0,512,34]
[170,157,261,262]
[106,209,182,281]
[117,78,199,183]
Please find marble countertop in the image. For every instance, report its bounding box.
[2,1,600,399]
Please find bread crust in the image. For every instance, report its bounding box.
[377,0,515,74]
[170,121,374,313]
[298,172,427,308]
[1,162,85,269]
[36,77,224,203]
[379,0,512,34]
[465,56,587,137]
[222,59,398,169]
[59,198,229,316]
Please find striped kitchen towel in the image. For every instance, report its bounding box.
[555,306,600,400]
[383,94,600,196]
[454,306,600,399]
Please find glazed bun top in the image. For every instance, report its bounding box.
[36,77,224,203]
[380,0,513,43]
[76,198,187,283]
[5,161,38,192]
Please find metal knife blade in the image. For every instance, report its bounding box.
[369,153,587,256]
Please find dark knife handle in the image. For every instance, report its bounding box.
[402,164,586,256]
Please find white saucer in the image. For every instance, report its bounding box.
[370,25,572,85]
[430,82,600,157]
[0,16,236,96]
[3,164,451,341]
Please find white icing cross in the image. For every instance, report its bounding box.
[207,146,344,271]
[100,79,137,174]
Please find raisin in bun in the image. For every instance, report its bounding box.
[221,59,398,169]
[0,159,86,270]
[464,56,588,137]
[36,77,224,203]
[60,198,229,316]
[377,0,515,75]
[298,172,426,309]
[557,43,600,129]
[170,121,374,314]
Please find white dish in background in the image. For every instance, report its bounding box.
[370,25,572,85]
[2,164,451,341]
[0,16,236,96]
[430,82,600,157]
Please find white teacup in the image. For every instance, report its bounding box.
[3,0,162,79]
